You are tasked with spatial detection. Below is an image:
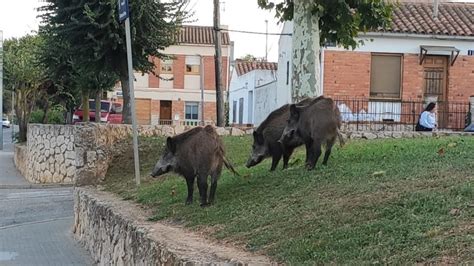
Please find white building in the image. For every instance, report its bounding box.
[228,60,278,126]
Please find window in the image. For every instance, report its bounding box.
[160,59,173,74]
[238,98,244,124]
[370,54,402,99]
[286,61,290,85]
[185,102,199,120]
[185,55,201,75]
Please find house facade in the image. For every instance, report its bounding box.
[228,60,277,126]
[113,25,231,125]
[278,1,474,130]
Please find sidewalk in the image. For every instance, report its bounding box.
[0,127,29,187]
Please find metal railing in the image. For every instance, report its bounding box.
[334,97,470,131]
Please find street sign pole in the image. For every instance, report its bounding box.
[0,30,4,151]
[119,0,140,186]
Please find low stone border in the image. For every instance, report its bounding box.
[342,131,474,140]
[73,187,273,265]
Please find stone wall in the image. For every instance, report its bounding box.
[25,125,76,184]
[73,187,272,265]
[13,144,28,178]
[15,123,252,185]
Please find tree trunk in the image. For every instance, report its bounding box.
[82,90,90,122]
[291,0,321,102]
[119,61,132,124]
[95,89,102,123]
[42,100,50,124]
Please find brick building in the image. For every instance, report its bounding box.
[113,25,231,125]
[277,1,474,130]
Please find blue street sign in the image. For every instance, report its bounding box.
[118,0,129,22]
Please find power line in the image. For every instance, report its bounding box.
[219,28,292,36]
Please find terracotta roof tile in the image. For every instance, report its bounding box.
[235,60,278,76]
[177,25,230,45]
[382,2,474,37]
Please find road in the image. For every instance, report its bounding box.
[0,127,93,265]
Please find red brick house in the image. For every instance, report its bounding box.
[278,1,473,130]
[113,25,231,125]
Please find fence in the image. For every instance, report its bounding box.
[157,119,214,127]
[334,97,470,132]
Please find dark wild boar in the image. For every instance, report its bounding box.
[280,97,342,170]
[151,125,238,207]
[246,97,321,171]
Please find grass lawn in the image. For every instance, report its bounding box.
[105,135,474,264]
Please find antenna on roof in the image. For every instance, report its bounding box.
[433,0,439,19]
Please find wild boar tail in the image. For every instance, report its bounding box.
[337,129,345,147]
[223,156,240,176]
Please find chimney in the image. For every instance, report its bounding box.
[433,0,439,19]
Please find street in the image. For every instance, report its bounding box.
[0,127,93,265]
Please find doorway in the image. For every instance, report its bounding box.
[423,56,448,128]
[159,100,172,125]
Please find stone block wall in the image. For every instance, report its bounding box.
[25,125,76,184]
[74,187,272,265]
[16,123,253,185]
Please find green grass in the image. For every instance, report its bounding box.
[104,135,474,264]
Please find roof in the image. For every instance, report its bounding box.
[382,2,474,37]
[235,60,278,76]
[177,25,230,45]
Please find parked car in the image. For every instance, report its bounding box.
[2,118,11,128]
[73,100,123,124]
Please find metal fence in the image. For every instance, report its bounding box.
[334,97,470,132]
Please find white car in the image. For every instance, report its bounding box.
[2,118,11,128]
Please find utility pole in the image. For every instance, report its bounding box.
[199,55,205,126]
[213,0,225,127]
[265,20,268,62]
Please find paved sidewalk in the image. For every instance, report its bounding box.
[0,128,93,265]
[0,127,29,186]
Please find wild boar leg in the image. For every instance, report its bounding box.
[208,169,221,204]
[322,136,337,166]
[197,175,209,207]
[270,153,282,171]
[282,147,295,169]
[185,176,195,205]
[306,139,322,170]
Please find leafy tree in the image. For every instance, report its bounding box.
[40,0,188,124]
[258,0,393,101]
[3,35,45,142]
[239,54,258,62]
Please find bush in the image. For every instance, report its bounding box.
[29,105,66,124]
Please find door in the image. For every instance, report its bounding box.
[136,98,151,125]
[159,100,172,125]
[423,56,448,128]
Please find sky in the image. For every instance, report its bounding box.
[0,0,284,62]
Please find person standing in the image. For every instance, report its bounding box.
[416,102,437,131]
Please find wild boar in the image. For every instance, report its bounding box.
[280,97,342,170]
[151,125,238,207]
[246,97,322,171]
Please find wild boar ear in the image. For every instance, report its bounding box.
[289,104,300,119]
[253,132,264,144]
[166,137,176,153]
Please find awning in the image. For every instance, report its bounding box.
[419,45,460,66]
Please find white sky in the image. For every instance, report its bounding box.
[1,0,472,62]
[0,0,283,62]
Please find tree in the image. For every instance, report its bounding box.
[258,0,393,102]
[40,0,188,124]
[238,54,258,62]
[3,35,45,142]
